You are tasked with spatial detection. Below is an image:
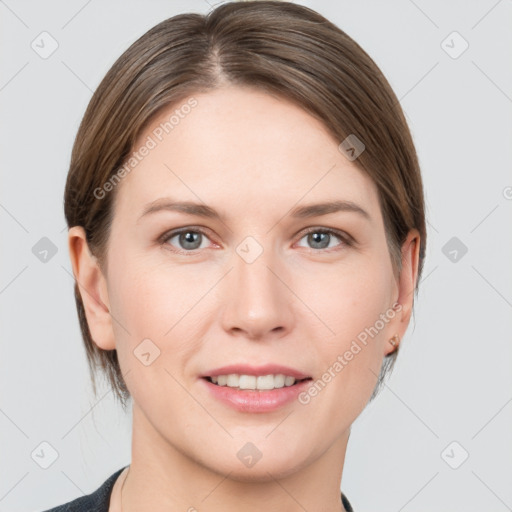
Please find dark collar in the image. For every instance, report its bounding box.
[43,466,355,512]
[42,466,126,511]
[342,491,354,511]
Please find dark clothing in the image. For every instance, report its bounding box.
[42,466,354,511]
[41,468,125,511]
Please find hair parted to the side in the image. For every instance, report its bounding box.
[64,0,427,410]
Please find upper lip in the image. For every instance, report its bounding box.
[201,364,311,380]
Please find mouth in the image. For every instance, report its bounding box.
[202,374,313,391]
[200,368,314,412]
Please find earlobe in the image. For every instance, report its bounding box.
[68,226,116,351]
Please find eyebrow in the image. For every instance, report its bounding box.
[138,198,371,222]
[289,200,370,220]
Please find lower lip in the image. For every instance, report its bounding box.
[200,377,312,413]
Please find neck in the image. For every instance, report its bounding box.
[121,403,350,512]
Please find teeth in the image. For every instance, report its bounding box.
[239,375,256,389]
[227,374,239,387]
[209,373,299,390]
[284,376,295,386]
[257,375,277,390]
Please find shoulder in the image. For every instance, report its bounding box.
[41,467,126,512]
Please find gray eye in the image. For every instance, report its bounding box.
[296,230,343,250]
[307,232,331,249]
[179,231,202,250]
[166,230,209,251]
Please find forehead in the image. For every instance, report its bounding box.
[113,86,379,219]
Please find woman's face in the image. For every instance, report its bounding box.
[74,85,418,480]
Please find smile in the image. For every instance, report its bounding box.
[206,373,311,391]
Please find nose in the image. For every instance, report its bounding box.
[220,243,295,341]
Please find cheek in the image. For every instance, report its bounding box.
[310,255,394,397]
[108,250,214,388]
[306,253,395,343]
[111,270,170,338]
[107,256,203,408]
[109,248,202,336]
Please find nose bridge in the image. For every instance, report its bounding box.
[239,246,276,293]
[221,234,292,337]
[235,235,282,307]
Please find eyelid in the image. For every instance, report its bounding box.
[158,225,213,242]
[158,225,218,252]
[158,225,354,253]
[295,226,354,248]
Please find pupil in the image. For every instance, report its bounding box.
[310,232,329,249]
[181,231,200,249]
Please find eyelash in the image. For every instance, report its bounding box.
[158,226,354,255]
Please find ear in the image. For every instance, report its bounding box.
[384,229,421,357]
[68,226,116,350]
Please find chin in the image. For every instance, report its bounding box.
[195,445,313,483]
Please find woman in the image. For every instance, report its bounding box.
[44,1,426,510]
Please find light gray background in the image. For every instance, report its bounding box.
[1,1,511,511]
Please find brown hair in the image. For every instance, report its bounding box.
[64,0,427,408]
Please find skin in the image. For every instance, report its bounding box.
[69,85,420,512]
